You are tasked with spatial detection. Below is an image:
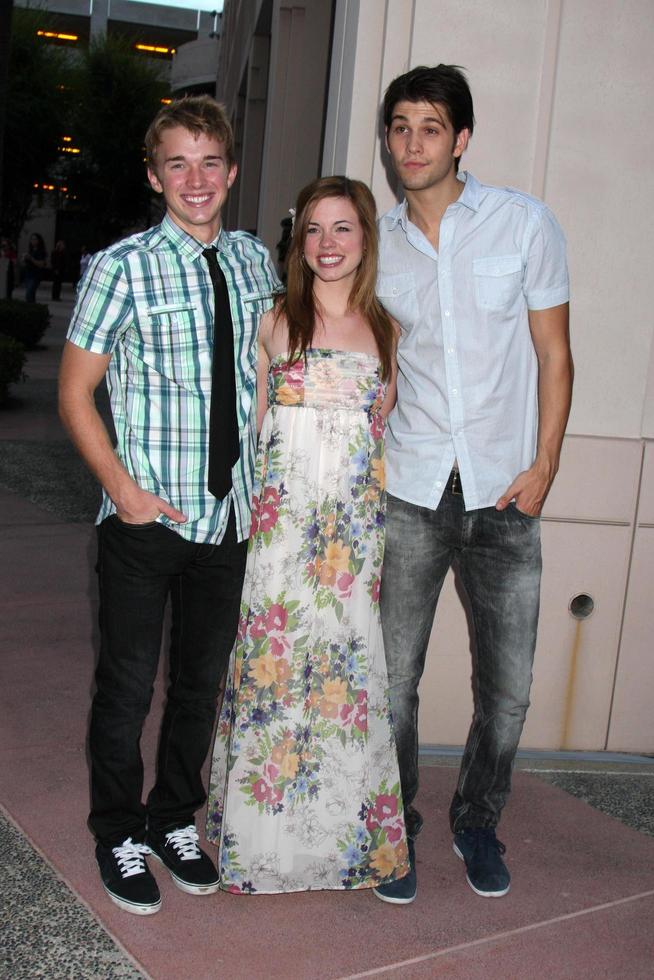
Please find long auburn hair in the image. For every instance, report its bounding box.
[276,176,395,381]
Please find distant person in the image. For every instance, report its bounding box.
[206,176,409,895]
[275,214,293,283]
[373,64,573,905]
[1,238,16,299]
[51,240,67,300]
[58,95,280,915]
[22,233,47,303]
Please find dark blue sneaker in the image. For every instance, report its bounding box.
[453,827,511,897]
[373,838,416,904]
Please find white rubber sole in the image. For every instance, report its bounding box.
[102,883,161,915]
[453,841,511,898]
[148,851,220,895]
[372,886,417,905]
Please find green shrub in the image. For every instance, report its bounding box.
[0,334,27,404]
[0,299,51,348]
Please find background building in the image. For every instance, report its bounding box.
[215,0,654,756]
[212,0,334,242]
[11,0,220,265]
[10,0,653,755]
[15,0,219,64]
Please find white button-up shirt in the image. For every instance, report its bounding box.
[377,171,569,511]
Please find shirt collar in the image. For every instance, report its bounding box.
[160,213,227,260]
[383,170,481,229]
[456,171,481,212]
[382,200,408,231]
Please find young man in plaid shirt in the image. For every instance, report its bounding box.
[59,96,280,915]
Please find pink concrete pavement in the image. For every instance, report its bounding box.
[2,486,653,978]
[1,294,653,977]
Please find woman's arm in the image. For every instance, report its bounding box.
[256,308,277,433]
[256,334,271,434]
[25,253,47,269]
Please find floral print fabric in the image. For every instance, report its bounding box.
[206,349,408,894]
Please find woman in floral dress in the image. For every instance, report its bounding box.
[206,176,409,894]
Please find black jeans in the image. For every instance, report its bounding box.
[380,484,541,835]
[89,513,247,847]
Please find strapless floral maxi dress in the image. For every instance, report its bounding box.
[206,348,408,894]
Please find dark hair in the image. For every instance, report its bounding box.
[383,64,475,158]
[145,95,234,170]
[278,176,395,382]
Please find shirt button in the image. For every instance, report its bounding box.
[447,347,455,354]
[392,287,398,295]
[452,388,458,395]
[436,481,443,488]
[444,310,451,317]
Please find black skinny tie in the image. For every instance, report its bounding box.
[202,246,240,499]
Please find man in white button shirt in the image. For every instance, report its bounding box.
[373,65,573,905]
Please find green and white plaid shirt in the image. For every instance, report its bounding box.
[67,214,281,544]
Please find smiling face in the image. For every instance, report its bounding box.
[147,126,237,243]
[385,99,469,193]
[302,196,365,286]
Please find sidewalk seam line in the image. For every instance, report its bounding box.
[524,768,654,776]
[336,889,654,979]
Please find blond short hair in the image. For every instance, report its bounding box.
[145,95,234,170]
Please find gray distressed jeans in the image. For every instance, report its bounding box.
[380,479,542,835]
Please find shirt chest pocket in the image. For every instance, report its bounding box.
[139,302,209,384]
[376,271,417,327]
[473,254,523,312]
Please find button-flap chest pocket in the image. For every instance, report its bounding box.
[134,302,208,386]
[473,254,523,312]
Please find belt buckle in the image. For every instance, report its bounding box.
[451,469,463,495]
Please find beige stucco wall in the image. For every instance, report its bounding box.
[323,0,654,752]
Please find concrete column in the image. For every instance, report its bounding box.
[237,34,270,235]
[90,0,109,38]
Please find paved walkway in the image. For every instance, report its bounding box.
[1,286,653,979]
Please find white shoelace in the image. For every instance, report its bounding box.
[112,838,152,878]
[164,825,201,861]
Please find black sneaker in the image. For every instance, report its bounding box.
[373,837,417,905]
[453,827,511,897]
[96,838,161,915]
[147,825,220,895]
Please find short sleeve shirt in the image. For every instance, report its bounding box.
[67,214,281,543]
[377,172,569,511]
